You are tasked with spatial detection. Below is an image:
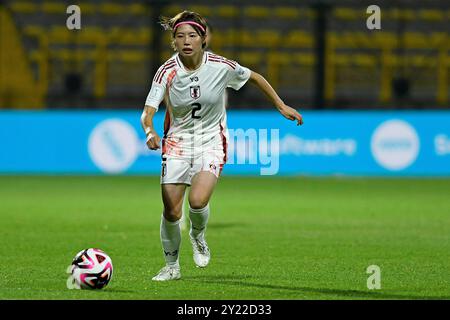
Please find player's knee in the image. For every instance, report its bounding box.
[188,197,208,210]
[163,208,182,222]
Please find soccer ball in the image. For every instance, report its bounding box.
[66,248,113,290]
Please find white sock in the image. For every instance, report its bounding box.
[180,191,189,231]
[160,215,181,266]
[189,204,210,240]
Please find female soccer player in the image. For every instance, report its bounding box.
[141,11,303,281]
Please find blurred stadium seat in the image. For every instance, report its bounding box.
[243,6,270,19]
[274,7,301,20]
[8,1,37,13]
[216,5,239,18]
[41,2,66,14]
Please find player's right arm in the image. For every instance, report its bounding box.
[141,60,175,150]
[141,105,161,150]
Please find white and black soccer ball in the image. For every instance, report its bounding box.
[66,248,113,290]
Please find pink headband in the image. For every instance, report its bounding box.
[173,21,206,34]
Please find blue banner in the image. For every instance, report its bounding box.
[0,110,449,176]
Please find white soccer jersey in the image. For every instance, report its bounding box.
[145,52,251,159]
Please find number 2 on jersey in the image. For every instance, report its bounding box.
[191,103,201,119]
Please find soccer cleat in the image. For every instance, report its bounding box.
[190,237,210,268]
[152,265,181,281]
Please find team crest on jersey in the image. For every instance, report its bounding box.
[190,86,201,99]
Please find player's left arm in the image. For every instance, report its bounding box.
[248,71,303,126]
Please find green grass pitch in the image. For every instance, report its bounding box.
[0,175,449,300]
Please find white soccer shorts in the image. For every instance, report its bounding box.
[160,150,226,185]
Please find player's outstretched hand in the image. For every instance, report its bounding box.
[279,105,303,126]
[146,131,161,150]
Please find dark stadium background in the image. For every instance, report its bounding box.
[1,0,448,111]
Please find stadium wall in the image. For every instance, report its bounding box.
[0,110,449,176]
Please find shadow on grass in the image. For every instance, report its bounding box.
[184,275,450,300]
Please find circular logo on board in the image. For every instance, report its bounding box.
[371,119,419,171]
[88,119,139,173]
